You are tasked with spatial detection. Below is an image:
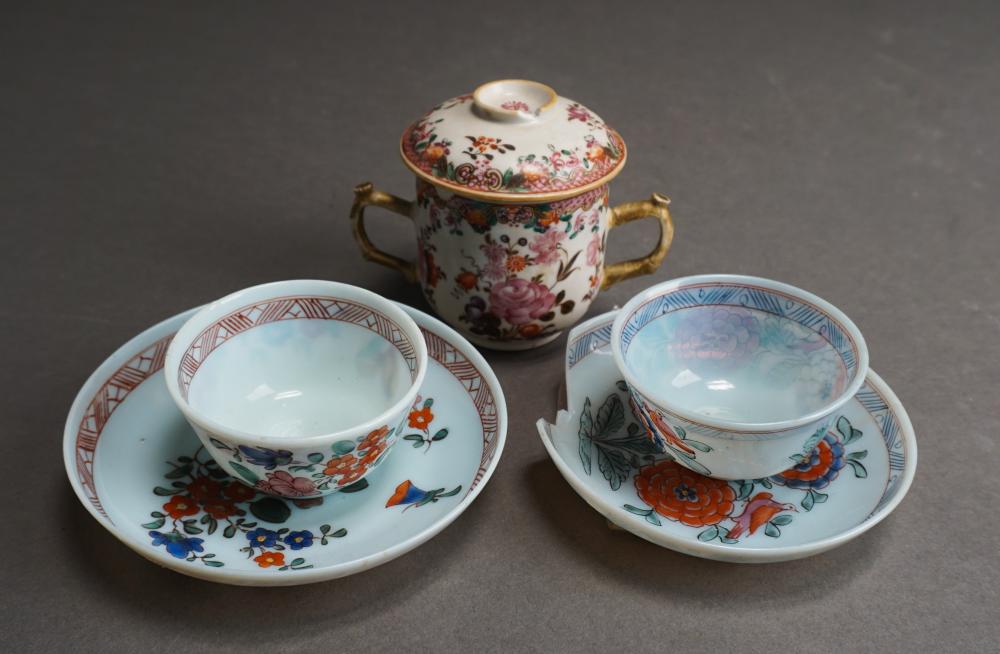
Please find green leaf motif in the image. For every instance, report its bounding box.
[686,440,713,453]
[230,462,259,485]
[432,428,449,441]
[802,490,815,512]
[764,522,781,538]
[153,486,180,496]
[771,514,794,526]
[594,394,625,440]
[330,528,348,538]
[141,517,165,530]
[736,481,754,501]
[249,497,291,524]
[847,449,868,460]
[203,560,225,567]
[182,522,203,535]
[698,526,719,542]
[223,524,237,539]
[846,459,868,478]
[307,452,325,464]
[837,416,863,446]
[331,440,356,456]
[164,463,193,479]
[596,444,630,491]
[340,478,369,493]
[403,434,424,442]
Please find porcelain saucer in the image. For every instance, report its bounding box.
[64,304,506,585]
[536,311,916,563]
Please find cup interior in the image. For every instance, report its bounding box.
[617,278,865,426]
[170,288,422,440]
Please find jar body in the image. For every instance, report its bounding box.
[413,179,611,350]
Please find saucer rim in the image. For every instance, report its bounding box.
[537,310,916,564]
[62,303,507,586]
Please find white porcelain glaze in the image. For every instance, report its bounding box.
[536,311,915,563]
[63,304,506,585]
[164,280,428,496]
[611,275,869,480]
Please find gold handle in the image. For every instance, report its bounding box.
[350,182,417,283]
[601,193,675,290]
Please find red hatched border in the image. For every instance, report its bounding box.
[177,295,418,399]
[75,323,501,518]
[421,328,500,492]
[75,335,171,520]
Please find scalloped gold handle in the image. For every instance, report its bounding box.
[601,193,674,290]
[350,182,417,283]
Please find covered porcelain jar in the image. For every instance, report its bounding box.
[351,79,675,350]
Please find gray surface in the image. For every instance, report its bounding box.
[2,1,998,651]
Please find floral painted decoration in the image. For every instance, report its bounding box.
[143,446,348,569]
[386,480,462,511]
[414,181,608,343]
[578,385,870,543]
[401,88,626,196]
[207,419,401,497]
[401,396,450,452]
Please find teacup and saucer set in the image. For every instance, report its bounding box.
[64,280,506,585]
[64,81,916,583]
[537,275,917,562]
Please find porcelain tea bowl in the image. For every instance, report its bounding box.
[611,274,869,480]
[351,79,675,351]
[164,280,428,498]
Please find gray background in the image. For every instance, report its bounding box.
[2,1,998,652]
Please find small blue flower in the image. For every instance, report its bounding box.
[238,445,294,470]
[283,530,314,550]
[673,483,699,502]
[772,433,846,490]
[149,530,205,559]
[245,528,279,547]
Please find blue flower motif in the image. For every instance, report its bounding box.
[245,528,279,547]
[283,530,314,550]
[238,446,294,470]
[772,433,846,490]
[149,530,205,559]
[673,483,698,502]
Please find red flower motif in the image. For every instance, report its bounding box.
[254,551,285,568]
[359,426,390,452]
[635,461,736,527]
[201,499,243,519]
[162,495,199,520]
[409,406,434,430]
[323,454,357,478]
[185,475,222,502]
[223,482,256,502]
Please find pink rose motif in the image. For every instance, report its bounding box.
[488,278,557,325]
[255,470,316,498]
[549,151,580,171]
[567,103,593,122]
[528,229,566,266]
[586,234,602,266]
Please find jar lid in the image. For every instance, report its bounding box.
[400,80,627,203]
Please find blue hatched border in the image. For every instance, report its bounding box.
[619,282,860,378]
[565,321,909,519]
[567,322,613,369]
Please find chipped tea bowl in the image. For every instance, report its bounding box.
[164,280,428,497]
[611,274,868,480]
